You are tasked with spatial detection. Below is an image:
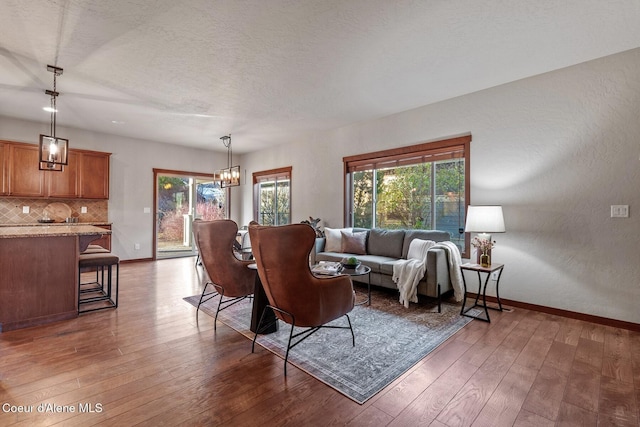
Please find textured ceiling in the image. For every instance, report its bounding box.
[1,0,639,153]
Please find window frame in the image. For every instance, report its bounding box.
[252,166,292,225]
[343,135,471,258]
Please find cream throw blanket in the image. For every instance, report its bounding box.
[392,239,435,308]
[432,241,464,302]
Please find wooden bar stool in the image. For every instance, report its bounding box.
[78,252,119,313]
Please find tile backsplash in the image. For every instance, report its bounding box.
[0,198,108,224]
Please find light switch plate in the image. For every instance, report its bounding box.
[81,206,88,213]
[143,207,151,214]
[611,205,629,218]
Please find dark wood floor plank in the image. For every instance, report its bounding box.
[563,360,601,412]
[554,317,584,346]
[471,363,538,427]
[513,409,555,427]
[388,360,478,426]
[373,339,472,418]
[521,365,569,421]
[598,376,638,426]
[514,316,561,371]
[556,401,598,427]
[435,345,520,426]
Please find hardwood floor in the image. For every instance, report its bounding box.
[1,257,639,426]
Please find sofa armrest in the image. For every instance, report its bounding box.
[425,247,452,293]
[310,237,326,265]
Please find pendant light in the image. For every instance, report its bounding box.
[39,65,69,171]
[218,134,240,187]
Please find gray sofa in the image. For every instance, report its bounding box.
[312,228,454,311]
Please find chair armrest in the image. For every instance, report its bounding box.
[425,247,452,292]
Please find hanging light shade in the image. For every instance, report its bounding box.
[218,134,240,188]
[39,65,69,172]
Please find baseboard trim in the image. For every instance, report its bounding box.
[120,257,153,264]
[467,293,640,332]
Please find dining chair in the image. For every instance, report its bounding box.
[195,220,256,329]
[249,222,355,375]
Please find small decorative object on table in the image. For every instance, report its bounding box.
[341,256,361,269]
[471,236,495,267]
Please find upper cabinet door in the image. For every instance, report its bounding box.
[0,143,6,195]
[79,152,110,199]
[8,144,45,197]
[48,151,79,198]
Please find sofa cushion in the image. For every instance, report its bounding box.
[341,230,367,255]
[324,227,351,252]
[402,229,450,259]
[368,229,405,258]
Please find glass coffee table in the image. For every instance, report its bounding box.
[313,262,371,306]
[342,264,371,306]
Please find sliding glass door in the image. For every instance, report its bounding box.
[155,170,226,259]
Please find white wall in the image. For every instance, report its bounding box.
[240,48,640,324]
[0,116,231,260]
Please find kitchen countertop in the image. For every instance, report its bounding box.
[0,225,112,239]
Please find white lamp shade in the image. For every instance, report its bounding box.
[465,205,505,233]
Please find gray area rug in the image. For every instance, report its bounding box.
[183,291,472,404]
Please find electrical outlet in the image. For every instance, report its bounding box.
[81,206,88,214]
[491,271,500,281]
[143,207,151,214]
[22,206,30,214]
[610,205,629,218]
[134,243,141,250]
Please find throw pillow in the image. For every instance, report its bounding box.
[341,230,367,255]
[368,229,405,258]
[324,227,351,252]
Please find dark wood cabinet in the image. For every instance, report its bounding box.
[48,151,79,198]
[0,143,5,195]
[0,141,110,200]
[7,143,46,197]
[79,151,110,199]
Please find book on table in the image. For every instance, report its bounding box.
[312,261,343,275]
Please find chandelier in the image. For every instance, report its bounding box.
[218,134,240,188]
[39,65,69,171]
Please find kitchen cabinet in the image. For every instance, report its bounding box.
[1,141,110,200]
[79,151,110,199]
[7,143,46,197]
[0,143,5,195]
[48,151,79,198]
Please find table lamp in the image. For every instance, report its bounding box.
[464,205,505,266]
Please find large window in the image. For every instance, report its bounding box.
[344,135,470,256]
[253,167,292,225]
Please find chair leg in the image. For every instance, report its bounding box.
[210,284,250,331]
[196,281,218,318]
[253,305,354,377]
[214,288,225,330]
[345,314,355,346]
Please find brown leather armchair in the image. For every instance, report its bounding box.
[249,222,355,375]
[195,220,256,329]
